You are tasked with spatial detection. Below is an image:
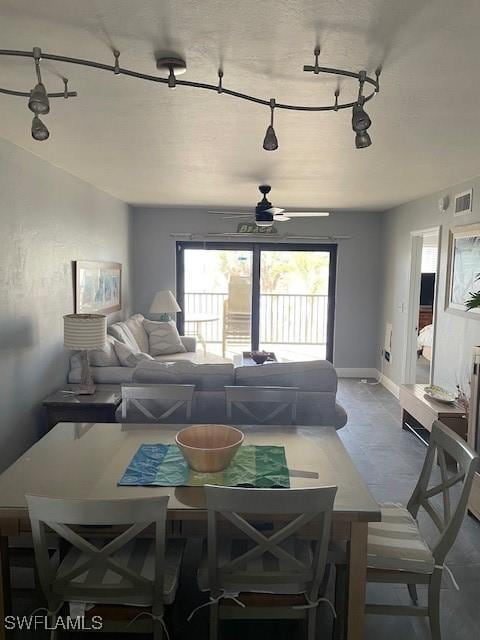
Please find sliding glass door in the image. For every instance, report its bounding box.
[176,242,336,362]
[259,249,333,361]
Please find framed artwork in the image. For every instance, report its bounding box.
[446,223,480,317]
[75,261,122,315]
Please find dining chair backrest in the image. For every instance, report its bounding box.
[225,385,298,424]
[205,485,337,601]
[27,495,169,608]
[407,420,480,566]
[121,383,195,422]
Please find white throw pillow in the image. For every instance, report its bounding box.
[143,319,187,356]
[125,314,149,353]
[88,335,121,367]
[114,341,154,368]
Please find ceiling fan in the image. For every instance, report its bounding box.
[208,185,330,227]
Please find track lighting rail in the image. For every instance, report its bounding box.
[0,47,380,112]
[0,46,380,147]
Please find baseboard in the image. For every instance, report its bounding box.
[379,373,400,398]
[336,368,379,379]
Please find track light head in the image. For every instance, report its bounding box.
[263,98,278,150]
[31,115,49,141]
[351,101,371,132]
[28,82,50,114]
[355,131,371,149]
[263,125,278,151]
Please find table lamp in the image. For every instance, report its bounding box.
[149,290,181,320]
[64,313,107,395]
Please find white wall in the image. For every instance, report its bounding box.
[130,207,383,371]
[379,177,480,391]
[0,139,131,471]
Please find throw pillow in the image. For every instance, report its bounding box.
[125,314,149,353]
[114,341,154,368]
[88,335,121,367]
[143,319,187,356]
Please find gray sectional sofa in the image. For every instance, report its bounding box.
[68,314,347,429]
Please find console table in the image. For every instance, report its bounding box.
[399,384,468,445]
[43,384,122,431]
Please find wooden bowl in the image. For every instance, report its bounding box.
[175,424,244,473]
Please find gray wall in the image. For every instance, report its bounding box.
[379,177,480,391]
[0,139,131,471]
[130,207,383,370]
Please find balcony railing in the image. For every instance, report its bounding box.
[184,292,328,346]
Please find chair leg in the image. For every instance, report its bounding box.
[428,572,442,640]
[209,602,219,640]
[407,583,418,605]
[333,564,346,640]
[307,607,317,640]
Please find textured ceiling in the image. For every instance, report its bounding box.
[0,0,479,210]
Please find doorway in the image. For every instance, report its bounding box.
[176,242,337,362]
[405,229,441,384]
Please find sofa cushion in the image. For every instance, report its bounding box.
[143,319,187,356]
[89,334,121,367]
[115,342,154,368]
[153,351,230,364]
[69,335,121,369]
[234,360,338,392]
[132,361,234,390]
[125,314,149,353]
[108,321,140,351]
[68,366,134,384]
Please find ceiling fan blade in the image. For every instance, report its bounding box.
[264,207,285,215]
[286,211,330,217]
[273,214,291,222]
[207,210,253,216]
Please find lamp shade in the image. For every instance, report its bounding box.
[149,290,181,314]
[64,314,107,350]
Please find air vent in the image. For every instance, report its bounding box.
[454,189,473,216]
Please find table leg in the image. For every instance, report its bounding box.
[346,522,368,640]
[0,535,10,640]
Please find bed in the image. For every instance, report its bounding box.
[417,323,433,361]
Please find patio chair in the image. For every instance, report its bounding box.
[334,420,479,640]
[222,275,251,356]
[194,484,337,640]
[27,495,184,639]
[225,385,298,424]
[120,383,195,422]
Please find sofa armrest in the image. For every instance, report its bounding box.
[180,336,197,352]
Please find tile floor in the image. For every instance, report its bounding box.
[10,379,480,639]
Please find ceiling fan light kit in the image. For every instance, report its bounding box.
[0,45,380,148]
[208,185,330,227]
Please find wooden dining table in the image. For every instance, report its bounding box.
[0,423,380,640]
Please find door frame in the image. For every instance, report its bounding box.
[176,241,337,362]
[403,226,441,384]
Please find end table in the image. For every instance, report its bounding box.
[43,385,122,431]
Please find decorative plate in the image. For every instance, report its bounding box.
[424,385,457,404]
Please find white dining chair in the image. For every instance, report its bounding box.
[224,385,298,424]
[27,495,185,639]
[192,484,337,640]
[334,420,480,640]
[121,383,195,422]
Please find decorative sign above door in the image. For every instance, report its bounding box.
[236,223,278,234]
